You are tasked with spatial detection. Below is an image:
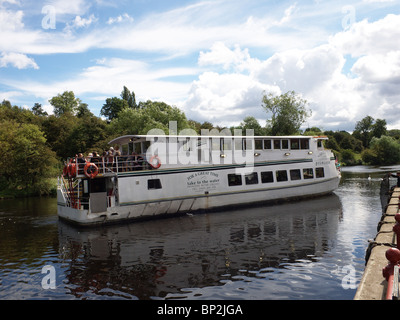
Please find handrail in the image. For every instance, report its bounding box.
[71,155,151,176]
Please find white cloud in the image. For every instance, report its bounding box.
[331,14,400,57]
[183,9,400,130]
[0,52,39,69]
[63,14,98,33]
[106,13,133,25]
[45,0,90,16]
[0,8,24,31]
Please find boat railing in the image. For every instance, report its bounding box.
[68,154,151,177]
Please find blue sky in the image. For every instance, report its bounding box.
[1,0,400,131]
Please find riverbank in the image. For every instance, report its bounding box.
[0,178,57,199]
[354,186,399,300]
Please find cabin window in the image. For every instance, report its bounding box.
[290,169,301,181]
[261,171,274,183]
[244,139,253,150]
[273,140,281,149]
[303,168,314,179]
[228,174,242,186]
[276,170,288,182]
[182,137,192,151]
[317,140,323,148]
[264,140,272,150]
[290,139,300,150]
[222,138,232,150]
[245,172,258,185]
[148,179,162,190]
[234,138,243,150]
[211,138,221,151]
[282,139,289,149]
[255,139,263,150]
[300,139,310,150]
[143,141,151,153]
[316,167,325,178]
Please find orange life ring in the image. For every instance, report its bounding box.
[149,155,161,169]
[84,162,98,179]
[68,163,76,178]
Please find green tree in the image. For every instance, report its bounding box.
[236,116,267,136]
[108,100,191,135]
[371,118,387,139]
[0,120,58,195]
[100,97,129,120]
[49,91,83,117]
[353,115,374,148]
[369,135,400,165]
[262,91,311,135]
[121,86,137,109]
[32,103,48,116]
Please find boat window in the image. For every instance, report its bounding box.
[261,171,274,183]
[290,169,301,180]
[290,139,300,150]
[273,140,281,149]
[303,168,314,179]
[281,139,289,149]
[211,138,221,151]
[148,179,162,189]
[316,167,325,178]
[245,172,258,185]
[244,139,253,150]
[228,174,242,186]
[143,141,151,153]
[276,170,288,182]
[234,138,243,151]
[134,142,142,154]
[317,140,323,148]
[300,139,310,150]
[222,138,232,150]
[255,139,263,150]
[264,140,272,150]
[183,137,192,151]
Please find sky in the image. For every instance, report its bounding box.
[1,0,400,132]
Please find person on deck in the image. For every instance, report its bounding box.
[390,172,400,188]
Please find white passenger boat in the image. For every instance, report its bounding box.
[57,134,341,226]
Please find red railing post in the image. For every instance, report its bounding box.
[382,247,400,300]
[393,213,400,249]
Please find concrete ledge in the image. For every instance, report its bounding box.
[354,187,400,300]
[354,245,389,300]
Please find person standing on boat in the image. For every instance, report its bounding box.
[107,147,115,171]
[76,153,86,174]
[390,172,400,188]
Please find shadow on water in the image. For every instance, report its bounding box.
[57,194,343,299]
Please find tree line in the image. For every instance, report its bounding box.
[1,86,399,197]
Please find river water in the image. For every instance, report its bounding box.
[0,166,398,300]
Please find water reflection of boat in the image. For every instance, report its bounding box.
[58,194,342,299]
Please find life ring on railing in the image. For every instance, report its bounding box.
[68,163,76,178]
[84,162,98,179]
[149,155,161,169]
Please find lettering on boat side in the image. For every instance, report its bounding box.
[156,303,243,317]
[186,171,220,192]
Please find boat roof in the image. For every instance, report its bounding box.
[109,135,328,145]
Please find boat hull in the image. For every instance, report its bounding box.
[57,175,340,226]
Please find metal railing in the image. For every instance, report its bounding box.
[69,155,151,177]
